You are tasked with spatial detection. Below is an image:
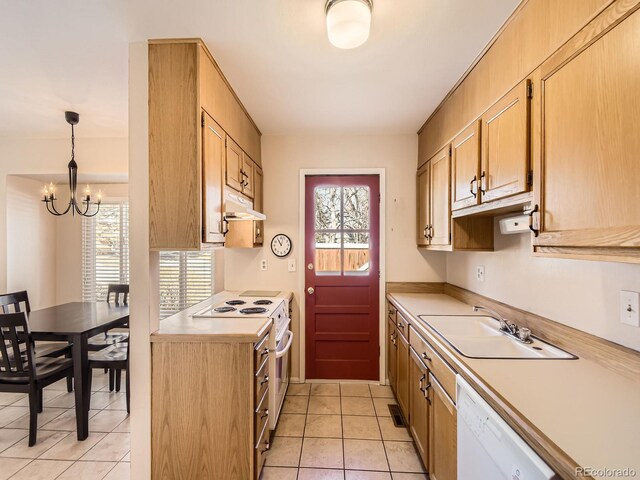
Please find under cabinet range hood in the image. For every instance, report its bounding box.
[224,190,266,221]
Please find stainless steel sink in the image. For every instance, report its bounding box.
[418,315,576,360]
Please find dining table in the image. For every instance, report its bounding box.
[28,302,129,440]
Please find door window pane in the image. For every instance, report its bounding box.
[343,186,370,230]
[315,232,342,275]
[312,182,372,276]
[344,232,370,274]
[315,186,342,230]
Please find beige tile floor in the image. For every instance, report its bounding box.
[262,383,427,480]
[0,372,130,480]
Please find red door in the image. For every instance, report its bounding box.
[305,175,380,380]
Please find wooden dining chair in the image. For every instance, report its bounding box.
[89,284,129,351]
[87,341,129,413]
[0,291,73,392]
[0,312,75,446]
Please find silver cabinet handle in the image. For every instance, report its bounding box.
[307,287,315,295]
[260,375,269,385]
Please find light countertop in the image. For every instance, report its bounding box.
[388,293,640,480]
[151,291,292,343]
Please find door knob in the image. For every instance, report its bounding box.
[307,287,315,295]
[307,263,314,270]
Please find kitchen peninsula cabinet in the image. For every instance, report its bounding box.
[151,327,271,479]
[149,38,262,250]
[532,6,640,263]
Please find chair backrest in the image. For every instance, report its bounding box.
[0,291,31,314]
[107,284,129,306]
[0,312,35,381]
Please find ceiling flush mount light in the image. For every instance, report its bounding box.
[42,111,102,217]
[325,0,373,49]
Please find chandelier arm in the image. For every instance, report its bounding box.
[81,203,101,218]
[45,199,68,216]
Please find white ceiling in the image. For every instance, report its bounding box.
[0,0,520,138]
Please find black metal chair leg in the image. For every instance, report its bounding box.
[115,369,122,392]
[109,368,115,391]
[28,389,38,446]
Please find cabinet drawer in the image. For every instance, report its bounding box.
[254,334,270,371]
[409,326,456,402]
[254,389,269,444]
[254,413,270,478]
[387,303,397,324]
[396,312,410,341]
[255,356,269,404]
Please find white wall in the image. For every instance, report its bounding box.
[224,134,448,378]
[6,176,57,309]
[0,137,128,294]
[447,217,640,352]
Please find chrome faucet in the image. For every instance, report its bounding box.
[472,305,532,343]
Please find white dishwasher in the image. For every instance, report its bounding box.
[457,375,559,480]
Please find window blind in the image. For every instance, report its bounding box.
[82,202,130,302]
[159,251,215,319]
[82,201,214,318]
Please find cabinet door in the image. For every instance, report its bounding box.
[428,374,457,480]
[253,166,264,245]
[533,8,640,258]
[409,348,429,470]
[416,162,431,246]
[480,80,531,203]
[242,157,255,199]
[396,329,410,419]
[451,121,481,211]
[202,112,226,244]
[387,317,397,390]
[430,146,451,246]
[225,137,243,192]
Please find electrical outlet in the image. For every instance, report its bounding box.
[260,259,268,271]
[476,265,485,282]
[620,290,639,327]
[288,258,297,272]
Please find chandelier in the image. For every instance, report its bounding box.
[42,111,102,217]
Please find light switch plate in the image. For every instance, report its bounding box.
[287,258,296,272]
[260,259,268,271]
[620,290,640,327]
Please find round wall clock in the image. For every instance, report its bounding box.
[271,234,292,258]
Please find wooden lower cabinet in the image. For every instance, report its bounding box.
[396,329,410,418]
[409,347,429,469]
[387,316,397,391]
[151,331,271,480]
[428,373,457,480]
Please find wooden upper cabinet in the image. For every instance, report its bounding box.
[533,6,640,262]
[241,156,255,199]
[430,146,451,246]
[202,112,225,244]
[480,79,531,202]
[149,39,262,250]
[149,42,201,250]
[225,137,244,192]
[416,162,431,246]
[451,121,481,211]
[226,164,264,248]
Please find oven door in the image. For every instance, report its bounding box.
[269,328,293,430]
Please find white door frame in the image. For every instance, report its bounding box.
[298,168,386,384]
